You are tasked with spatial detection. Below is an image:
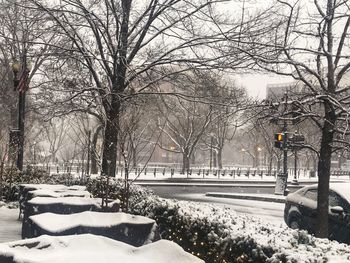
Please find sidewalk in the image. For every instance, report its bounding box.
[0,207,21,243]
[205,192,286,203]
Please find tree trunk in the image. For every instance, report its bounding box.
[217,148,223,169]
[101,106,120,177]
[91,125,103,174]
[191,152,195,165]
[132,145,137,168]
[268,154,273,176]
[315,106,335,238]
[181,149,190,174]
[213,151,217,168]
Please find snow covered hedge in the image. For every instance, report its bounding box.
[0,167,82,202]
[120,184,350,263]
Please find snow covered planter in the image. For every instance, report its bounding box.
[127,187,350,263]
[21,196,120,238]
[19,184,87,218]
[27,211,160,246]
[0,234,203,263]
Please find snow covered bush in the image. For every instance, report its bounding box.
[86,177,154,211]
[130,193,273,262]
[86,180,350,262]
[0,167,82,203]
[126,185,350,263]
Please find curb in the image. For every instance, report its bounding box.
[205,192,286,203]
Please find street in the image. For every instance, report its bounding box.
[156,192,285,226]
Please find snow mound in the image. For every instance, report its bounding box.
[0,234,203,263]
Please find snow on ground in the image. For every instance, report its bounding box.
[0,234,203,263]
[30,211,155,233]
[0,208,21,243]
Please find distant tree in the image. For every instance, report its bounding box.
[0,0,62,166]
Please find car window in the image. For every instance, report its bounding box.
[304,189,318,201]
[329,191,348,212]
[329,191,341,207]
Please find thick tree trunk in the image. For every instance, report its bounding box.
[315,107,335,238]
[217,148,223,169]
[213,151,217,168]
[91,125,103,174]
[181,149,190,174]
[101,106,120,177]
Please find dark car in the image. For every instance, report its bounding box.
[284,183,350,244]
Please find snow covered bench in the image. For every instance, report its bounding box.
[27,211,160,246]
[0,234,203,263]
[22,197,120,238]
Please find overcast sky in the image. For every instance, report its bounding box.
[235,74,293,100]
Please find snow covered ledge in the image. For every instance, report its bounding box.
[27,211,160,246]
[0,234,203,263]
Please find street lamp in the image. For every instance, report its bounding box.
[12,60,32,171]
[257,146,262,168]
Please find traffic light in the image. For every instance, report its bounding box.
[274,133,285,149]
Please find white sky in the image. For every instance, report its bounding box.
[235,73,293,100]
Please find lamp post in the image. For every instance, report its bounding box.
[12,60,31,171]
[257,146,262,168]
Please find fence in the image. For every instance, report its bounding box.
[22,164,350,180]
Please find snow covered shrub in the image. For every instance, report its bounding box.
[87,182,350,263]
[129,194,274,263]
[0,167,49,201]
[128,188,350,263]
[86,178,154,211]
[0,167,83,202]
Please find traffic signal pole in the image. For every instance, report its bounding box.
[283,120,288,179]
[273,93,289,195]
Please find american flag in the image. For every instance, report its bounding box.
[17,68,30,93]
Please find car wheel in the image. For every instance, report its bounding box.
[289,216,302,229]
[290,219,300,229]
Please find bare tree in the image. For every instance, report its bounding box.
[154,71,221,173]
[226,0,350,237]
[30,0,237,177]
[43,118,69,163]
